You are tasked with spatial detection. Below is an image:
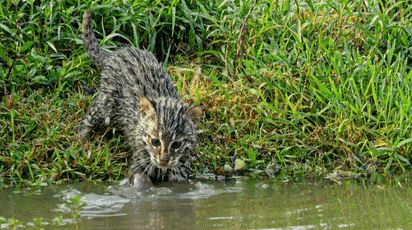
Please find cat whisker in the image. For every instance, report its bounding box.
[143,161,153,175]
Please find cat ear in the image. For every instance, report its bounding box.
[185,106,203,123]
[139,96,157,123]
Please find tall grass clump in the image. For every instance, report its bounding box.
[0,0,411,185]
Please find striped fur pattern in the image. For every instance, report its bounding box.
[79,11,202,185]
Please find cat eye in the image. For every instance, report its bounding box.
[171,141,182,149]
[151,138,161,147]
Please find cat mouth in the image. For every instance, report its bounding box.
[159,160,169,167]
[153,158,170,170]
[151,156,178,170]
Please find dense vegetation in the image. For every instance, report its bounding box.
[1,0,411,185]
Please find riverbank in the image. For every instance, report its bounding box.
[1,0,411,186]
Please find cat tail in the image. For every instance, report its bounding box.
[82,11,108,67]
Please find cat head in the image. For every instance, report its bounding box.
[137,96,202,174]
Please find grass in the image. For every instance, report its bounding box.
[0,0,411,186]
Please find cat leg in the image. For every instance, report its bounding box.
[78,92,113,140]
[120,171,152,188]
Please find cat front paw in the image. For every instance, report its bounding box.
[122,173,152,188]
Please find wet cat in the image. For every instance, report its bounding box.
[79,11,202,186]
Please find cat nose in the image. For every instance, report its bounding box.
[159,155,170,166]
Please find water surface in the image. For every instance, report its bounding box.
[1,178,412,229]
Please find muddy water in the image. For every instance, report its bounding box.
[1,179,412,229]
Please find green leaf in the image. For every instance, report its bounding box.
[396,138,412,148]
[395,153,410,165]
[46,41,57,53]
[32,75,47,83]
[19,41,34,53]
[0,23,13,35]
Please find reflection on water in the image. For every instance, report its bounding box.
[1,179,412,229]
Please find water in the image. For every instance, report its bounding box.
[1,178,412,229]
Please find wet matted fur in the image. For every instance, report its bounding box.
[79,11,202,185]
